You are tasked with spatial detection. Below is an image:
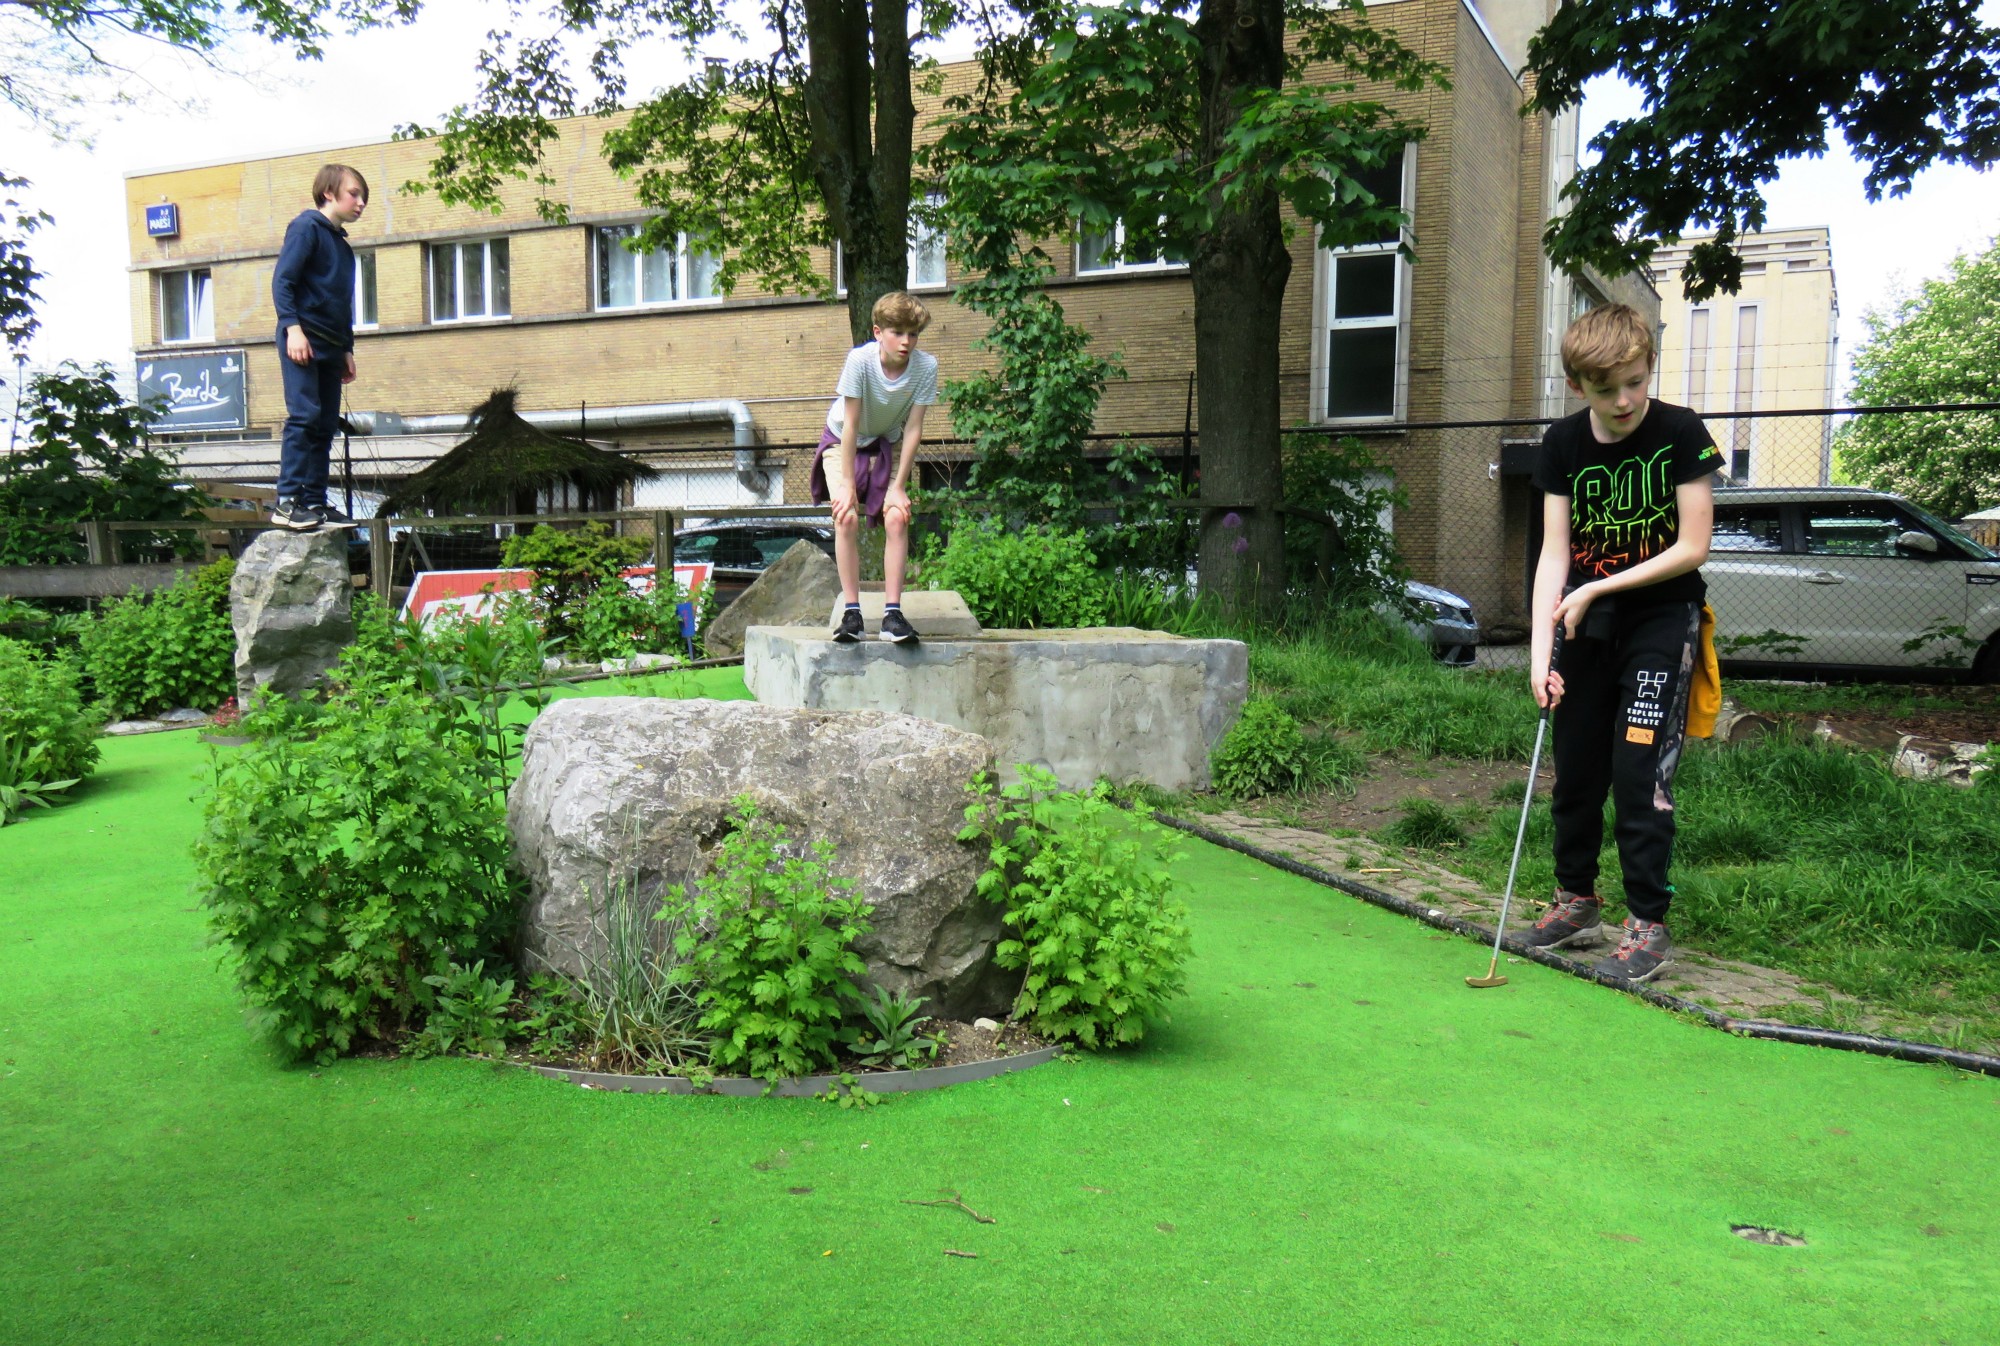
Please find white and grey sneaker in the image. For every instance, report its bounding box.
[315,502,359,529]
[1593,917,1674,984]
[270,499,321,532]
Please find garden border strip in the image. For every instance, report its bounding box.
[1150,810,2000,1079]
[525,1043,1064,1096]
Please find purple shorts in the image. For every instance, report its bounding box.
[810,428,895,523]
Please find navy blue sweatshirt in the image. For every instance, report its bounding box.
[271,209,356,351]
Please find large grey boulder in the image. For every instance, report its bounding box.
[509,698,1012,1019]
[231,530,354,703]
[702,541,843,658]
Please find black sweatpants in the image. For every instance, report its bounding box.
[1550,599,1701,924]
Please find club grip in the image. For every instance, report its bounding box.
[1549,618,1566,670]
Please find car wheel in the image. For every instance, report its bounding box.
[1973,636,2000,685]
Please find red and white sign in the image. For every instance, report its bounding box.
[401,564,713,627]
[401,568,536,625]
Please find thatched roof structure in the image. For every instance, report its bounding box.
[377,389,656,516]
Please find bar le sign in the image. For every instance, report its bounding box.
[145,204,180,238]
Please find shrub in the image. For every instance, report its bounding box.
[0,636,99,790]
[1212,700,1306,797]
[963,766,1192,1048]
[410,960,515,1058]
[922,516,1110,628]
[841,986,941,1070]
[570,574,694,663]
[79,559,236,717]
[194,690,517,1064]
[501,522,650,642]
[657,797,874,1082]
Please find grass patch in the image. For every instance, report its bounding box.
[1727,680,1987,719]
[1383,798,1469,851]
[1453,734,2000,1044]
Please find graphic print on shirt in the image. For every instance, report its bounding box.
[1569,443,1676,579]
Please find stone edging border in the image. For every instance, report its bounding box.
[1152,810,2000,1080]
[524,1043,1064,1097]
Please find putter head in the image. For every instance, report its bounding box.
[1464,973,1508,988]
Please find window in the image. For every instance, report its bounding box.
[1317,151,1410,422]
[1805,505,1918,558]
[353,251,378,329]
[430,238,510,322]
[160,268,213,344]
[832,197,951,293]
[1686,308,1711,410]
[1729,303,1759,481]
[1076,218,1187,274]
[595,225,721,309]
[1711,504,1784,553]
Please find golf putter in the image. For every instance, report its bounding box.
[1467,620,1565,989]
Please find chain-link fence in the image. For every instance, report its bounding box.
[15,404,1998,680]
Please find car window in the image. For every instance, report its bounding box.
[710,533,764,568]
[1712,504,1784,553]
[753,534,810,565]
[1804,505,1920,558]
[676,533,720,563]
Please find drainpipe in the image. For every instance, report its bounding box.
[345,399,768,491]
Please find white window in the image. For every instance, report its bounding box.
[353,251,378,329]
[595,225,721,309]
[160,268,213,344]
[430,238,510,322]
[1076,218,1186,274]
[833,196,951,293]
[1686,307,1712,410]
[1728,303,1760,481]
[1315,149,1412,422]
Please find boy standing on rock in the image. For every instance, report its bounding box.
[1523,304,1724,983]
[812,291,938,644]
[270,164,367,532]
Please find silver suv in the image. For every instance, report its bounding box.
[1706,487,2000,681]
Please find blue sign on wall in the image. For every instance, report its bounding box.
[137,350,246,432]
[144,204,180,238]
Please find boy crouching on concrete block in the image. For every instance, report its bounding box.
[812,291,938,644]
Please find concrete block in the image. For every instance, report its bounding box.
[744,626,1248,792]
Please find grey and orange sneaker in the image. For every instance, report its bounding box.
[1520,888,1603,951]
[1594,917,1674,984]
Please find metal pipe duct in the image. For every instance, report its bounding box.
[343,399,767,490]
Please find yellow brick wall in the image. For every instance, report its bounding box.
[128,2,1557,612]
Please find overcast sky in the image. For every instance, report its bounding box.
[8,2,2000,402]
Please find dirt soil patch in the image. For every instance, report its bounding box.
[1290,757,1547,834]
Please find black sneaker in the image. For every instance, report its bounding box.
[831,608,865,643]
[1594,917,1674,984]
[270,498,321,532]
[315,502,359,529]
[879,608,919,644]
[1520,888,1603,950]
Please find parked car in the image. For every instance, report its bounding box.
[1705,487,2000,681]
[1403,580,1481,667]
[670,520,836,607]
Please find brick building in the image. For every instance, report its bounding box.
[123,0,1652,621]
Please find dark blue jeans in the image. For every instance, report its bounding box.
[277,328,346,505]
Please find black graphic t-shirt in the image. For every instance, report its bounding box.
[1533,400,1724,607]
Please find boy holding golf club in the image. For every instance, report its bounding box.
[1522,304,1724,984]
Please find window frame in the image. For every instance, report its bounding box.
[1311,144,1416,426]
[428,236,512,324]
[1074,217,1188,276]
[833,196,953,296]
[159,266,214,345]
[352,250,379,330]
[593,223,724,311]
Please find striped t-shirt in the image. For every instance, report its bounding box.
[825,342,939,443]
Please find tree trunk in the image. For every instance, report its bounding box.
[1193,0,1290,613]
[800,0,915,345]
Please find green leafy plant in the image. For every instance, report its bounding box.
[1281,433,1410,611]
[78,559,236,717]
[501,522,651,643]
[411,960,516,1058]
[1212,700,1309,797]
[0,737,80,825]
[514,972,595,1058]
[656,797,873,1084]
[557,853,708,1073]
[962,766,1192,1048]
[0,635,99,797]
[1717,628,1809,659]
[194,690,517,1065]
[1385,798,1469,851]
[841,986,941,1070]
[921,516,1110,629]
[1900,621,1982,671]
[0,363,211,566]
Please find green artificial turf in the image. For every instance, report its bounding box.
[5,715,1999,1345]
